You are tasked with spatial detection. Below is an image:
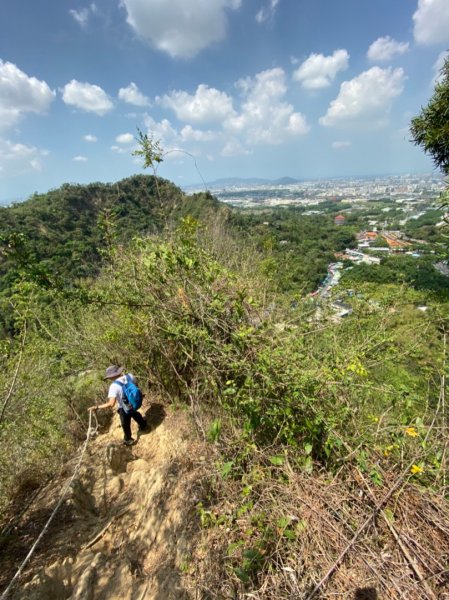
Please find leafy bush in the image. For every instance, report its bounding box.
[1,219,448,522]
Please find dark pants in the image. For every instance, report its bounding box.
[118,408,146,441]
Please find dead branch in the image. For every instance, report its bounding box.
[357,468,437,600]
[0,321,27,424]
[304,456,433,600]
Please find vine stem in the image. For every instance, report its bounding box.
[441,331,446,493]
[0,321,27,424]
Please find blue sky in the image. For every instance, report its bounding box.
[1,0,448,200]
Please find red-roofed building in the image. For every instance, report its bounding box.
[334,214,345,225]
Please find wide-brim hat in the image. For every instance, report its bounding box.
[104,365,124,380]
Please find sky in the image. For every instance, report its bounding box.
[1,0,449,201]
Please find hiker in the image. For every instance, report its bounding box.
[89,365,147,446]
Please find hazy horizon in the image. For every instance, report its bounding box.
[2,169,444,207]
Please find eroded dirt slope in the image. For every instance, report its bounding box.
[1,401,208,600]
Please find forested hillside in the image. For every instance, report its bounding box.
[230,208,357,293]
[0,175,222,334]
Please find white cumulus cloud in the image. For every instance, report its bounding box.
[332,141,351,150]
[73,155,88,161]
[111,145,128,154]
[320,66,406,128]
[226,67,309,144]
[142,115,179,149]
[140,116,215,160]
[0,60,55,132]
[180,125,218,142]
[161,84,235,123]
[121,0,241,59]
[61,80,113,115]
[83,134,97,142]
[221,138,252,156]
[144,68,309,157]
[256,0,280,24]
[118,82,150,107]
[413,0,449,45]
[0,138,47,175]
[69,3,98,27]
[293,49,349,89]
[433,51,448,84]
[287,113,309,135]
[163,148,188,162]
[69,8,89,27]
[367,36,409,62]
[116,132,134,144]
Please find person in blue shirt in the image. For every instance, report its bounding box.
[89,365,147,445]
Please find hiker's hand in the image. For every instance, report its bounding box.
[88,406,98,412]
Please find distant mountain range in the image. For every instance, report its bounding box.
[272,176,301,185]
[185,176,302,190]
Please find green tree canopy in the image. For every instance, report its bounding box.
[410,57,449,174]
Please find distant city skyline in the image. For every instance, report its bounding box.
[205,172,445,204]
[186,170,444,190]
[1,0,449,200]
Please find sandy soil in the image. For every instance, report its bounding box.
[0,401,208,600]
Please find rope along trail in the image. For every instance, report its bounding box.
[0,411,97,600]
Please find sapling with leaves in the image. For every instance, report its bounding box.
[132,128,207,226]
[132,128,166,221]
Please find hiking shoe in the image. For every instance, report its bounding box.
[123,438,136,446]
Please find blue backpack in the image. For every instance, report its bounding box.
[116,375,143,412]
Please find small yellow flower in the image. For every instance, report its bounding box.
[405,427,418,438]
[410,464,424,475]
[383,444,395,457]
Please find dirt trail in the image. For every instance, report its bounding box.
[1,401,208,600]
